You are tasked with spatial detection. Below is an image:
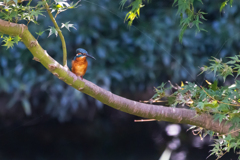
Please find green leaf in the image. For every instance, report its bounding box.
[230,116,240,130]
[218,103,229,112]
[167,97,176,106]
[123,0,145,26]
[179,24,187,42]
[204,100,218,109]
[197,102,204,109]
[209,80,218,91]
[120,0,128,9]
[30,9,44,20]
[157,82,166,89]
[226,55,240,64]
[220,1,228,12]
[67,0,81,9]
[48,26,58,37]
[172,0,178,6]
[152,93,158,99]
[230,0,233,7]
[220,64,233,82]
[209,57,223,76]
[234,64,240,78]
[61,21,76,31]
[13,35,21,44]
[36,1,47,7]
[213,114,226,124]
[2,36,14,49]
[35,30,45,36]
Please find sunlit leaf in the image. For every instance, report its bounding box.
[2,36,14,49]
[13,35,21,44]
[220,1,228,12]
[61,21,76,31]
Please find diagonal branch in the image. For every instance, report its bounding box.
[0,19,238,136]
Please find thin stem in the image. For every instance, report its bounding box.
[134,119,157,122]
[200,86,240,107]
[218,128,240,136]
[43,0,67,67]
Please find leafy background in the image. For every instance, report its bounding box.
[0,0,240,159]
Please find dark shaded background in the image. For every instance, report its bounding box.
[0,0,240,159]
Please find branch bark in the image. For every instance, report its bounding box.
[0,19,238,136]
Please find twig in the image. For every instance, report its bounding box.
[200,86,240,107]
[216,151,227,160]
[218,128,240,136]
[134,119,157,122]
[43,0,67,67]
[140,99,167,103]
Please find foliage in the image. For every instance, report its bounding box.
[220,0,234,12]
[152,56,240,159]
[0,0,45,23]
[1,34,21,49]
[173,0,207,42]
[0,0,80,121]
[120,0,149,26]
[120,1,240,157]
[0,0,79,39]
[1,0,240,158]
[120,0,232,42]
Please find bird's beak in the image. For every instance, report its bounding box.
[86,54,96,60]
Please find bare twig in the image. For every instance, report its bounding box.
[134,119,157,122]
[43,0,68,68]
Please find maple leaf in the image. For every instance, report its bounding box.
[2,36,14,49]
[234,64,240,78]
[35,30,45,36]
[13,35,21,44]
[30,9,44,20]
[48,26,58,37]
[61,21,76,31]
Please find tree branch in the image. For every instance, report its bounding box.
[43,0,68,68]
[0,19,238,136]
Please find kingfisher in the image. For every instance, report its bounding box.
[71,48,96,80]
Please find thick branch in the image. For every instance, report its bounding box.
[0,19,237,136]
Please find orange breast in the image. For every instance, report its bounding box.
[71,56,88,77]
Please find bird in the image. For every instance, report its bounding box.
[71,48,96,80]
